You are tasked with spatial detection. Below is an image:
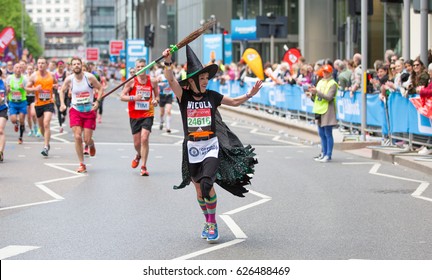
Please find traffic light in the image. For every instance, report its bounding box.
[144,24,155,47]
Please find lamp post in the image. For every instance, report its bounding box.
[21,0,25,50]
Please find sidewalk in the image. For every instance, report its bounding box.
[221,105,432,175]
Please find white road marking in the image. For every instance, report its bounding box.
[174,188,272,260]
[0,246,40,260]
[173,239,245,260]
[220,215,248,239]
[343,162,431,203]
[0,163,86,212]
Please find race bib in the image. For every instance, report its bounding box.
[187,137,219,163]
[39,90,51,100]
[135,101,150,110]
[76,91,91,104]
[163,87,173,95]
[187,108,211,129]
[137,90,151,100]
[12,91,22,101]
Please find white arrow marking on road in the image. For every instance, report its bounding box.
[343,162,431,203]
[173,239,245,260]
[0,246,40,260]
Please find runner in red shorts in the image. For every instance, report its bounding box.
[59,57,102,173]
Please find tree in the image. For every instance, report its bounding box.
[0,0,43,61]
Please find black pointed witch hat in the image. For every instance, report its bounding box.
[178,45,219,86]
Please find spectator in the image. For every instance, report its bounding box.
[348,53,362,98]
[408,58,429,95]
[334,59,351,91]
[417,63,432,155]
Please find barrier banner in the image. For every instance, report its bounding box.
[410,96,432,119]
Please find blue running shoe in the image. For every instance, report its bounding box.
[207,223,219,243]
[201,223,209,239]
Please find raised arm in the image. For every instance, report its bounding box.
[221,80,263,107]
[162,48,183,102]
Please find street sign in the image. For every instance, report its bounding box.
[86,48,99,61]
[109,40,124,56]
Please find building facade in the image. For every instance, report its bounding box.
[82,0,116,60]
[25,0,84,59]
[134,0,431,66]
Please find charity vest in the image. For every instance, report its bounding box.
[0,80,7,110]
[34,71,54,107]
[313,78,338,115]
[70,72,94,112]
[8,76,27,102]
[128,76,154,119]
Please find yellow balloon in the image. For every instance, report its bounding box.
[242,48,264,80]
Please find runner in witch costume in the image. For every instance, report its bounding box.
[162,46,262,243]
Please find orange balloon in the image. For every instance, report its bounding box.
[242,48,264,80]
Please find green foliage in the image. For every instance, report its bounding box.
[0,0,43,60]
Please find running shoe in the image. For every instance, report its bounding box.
[77,163,87,173]
[14,123,18,132]
[28,130,34,137]
[159,122,163,130]
[41,146,49,157]
[201,223,209,239]
[131,154,141,168]
[18,137,23,144]
[35,129,42,137]
[89,143,96,157]
[166,129,171,133]
[313,153,324,161]
[207,223,219,243]
[140,166,149,176]
[0,151,3,162]
[83,145,90,156]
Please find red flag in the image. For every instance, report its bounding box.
[0,27,15,54]
[282,48,301,66]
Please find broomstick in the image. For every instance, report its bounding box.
[100,19,216,99]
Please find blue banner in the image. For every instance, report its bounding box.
[203,34,223,64]
[224,34,232,64]
[231,19,257,41]
[207,79,432,138]
[125,39,149,79]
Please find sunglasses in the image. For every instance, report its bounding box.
[413,64,420,67]
[390,67,395,70]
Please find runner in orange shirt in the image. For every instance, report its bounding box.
[25,57,57,156]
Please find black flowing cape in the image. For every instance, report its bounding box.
[173,110,258,197]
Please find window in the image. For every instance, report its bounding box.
[27,9,33,13]
[46,8,51,13]
[64,8,69,13]
[55,8,60,13]
[36,9,42,13]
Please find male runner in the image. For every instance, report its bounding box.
[59,57,102,173]
[120,58,159,176]
[26,57,57,156]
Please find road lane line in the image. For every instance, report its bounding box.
[0,246,40,260]
[223,199,271,215]
[219,215,247,239]
[0,200,59,211]
[343,162,431,204]
[173,239,245,260]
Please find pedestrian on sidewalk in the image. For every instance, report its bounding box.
[120,58,159,176]
[308,64,338,162]
[162,46,261,243]
[59,57,103,173]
